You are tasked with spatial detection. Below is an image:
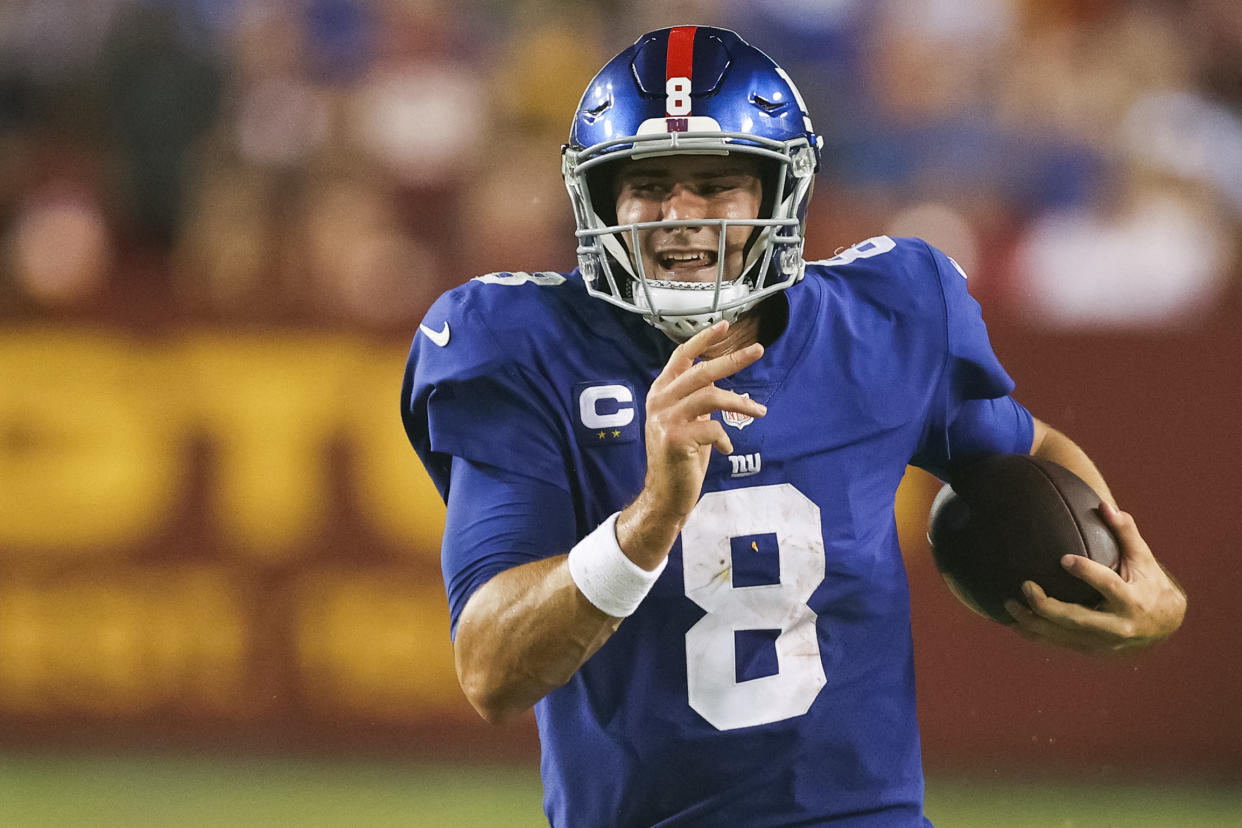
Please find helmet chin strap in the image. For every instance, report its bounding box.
[633,278,754,342]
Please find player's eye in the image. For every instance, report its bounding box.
[698,176,748,196]
[629,181,667,197]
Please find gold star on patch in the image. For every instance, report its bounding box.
[597,431,606,440]
[612,430,621,438]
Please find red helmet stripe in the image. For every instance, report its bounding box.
[665,25,697,100]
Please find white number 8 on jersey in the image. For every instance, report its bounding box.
[682,484,827,731]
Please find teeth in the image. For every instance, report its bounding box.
[660,252,712,268]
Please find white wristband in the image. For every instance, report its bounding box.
[567,512,667,618]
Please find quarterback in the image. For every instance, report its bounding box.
[402,26,1185,827]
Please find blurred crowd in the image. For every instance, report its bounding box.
[0,0,1239,333]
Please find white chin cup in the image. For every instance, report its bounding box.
[633,279,753,342]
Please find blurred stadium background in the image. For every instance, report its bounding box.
[1,0,1240,825]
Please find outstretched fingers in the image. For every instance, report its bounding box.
[675,384,768,423]
[665,342,766,401]
[653,322,765,394]
[652,320,732,391]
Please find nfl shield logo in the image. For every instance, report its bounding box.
[722,392,754,430]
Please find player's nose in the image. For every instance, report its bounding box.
[661,183,707,225]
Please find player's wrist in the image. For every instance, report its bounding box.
[568,512,667,618]
[634,477,698,526]
[616,493,687,568]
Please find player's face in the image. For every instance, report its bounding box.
[613,154,763,284]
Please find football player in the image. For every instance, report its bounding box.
[402,26,1185,827]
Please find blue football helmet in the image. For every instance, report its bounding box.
[562,26,821,340]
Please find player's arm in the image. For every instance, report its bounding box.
[453,321,766,723]
[1027,418,1115,508]
[453,552,620,724]
[1007,417,1187,654]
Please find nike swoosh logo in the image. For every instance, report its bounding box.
[419,321,451,347]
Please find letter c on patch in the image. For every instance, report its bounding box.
[579,384,634,429]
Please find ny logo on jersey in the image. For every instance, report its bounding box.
[575,381,639,445]
[728,452,762,478]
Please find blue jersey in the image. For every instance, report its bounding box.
[401,237,1033,827]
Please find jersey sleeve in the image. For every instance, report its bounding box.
[400,286,570,499]
[911,241,1034,479]
[441,456,577,637]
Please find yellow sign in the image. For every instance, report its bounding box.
[0,326,461,724]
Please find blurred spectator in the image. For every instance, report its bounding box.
[171,158,282,315]
[1121,89,1242,218]
[1006,2,1240,327]
[346,57,485,190]
[6,181,113,308]
[457,136,575,279]
[450,9,607,280]
[1184,0,1242,111]
[1012,178,1231,327]
[345,0,490,193]
[486,8,606,140]
[0,0,126,88]
[294,170,445,328]
[100,3,223,253]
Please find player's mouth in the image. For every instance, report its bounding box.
[655,249,718,279]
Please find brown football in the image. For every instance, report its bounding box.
[927,454,1121,624]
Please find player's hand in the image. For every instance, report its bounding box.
[616,321,767,570]
[1004,502,1186,655]
[642,320,766,517]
